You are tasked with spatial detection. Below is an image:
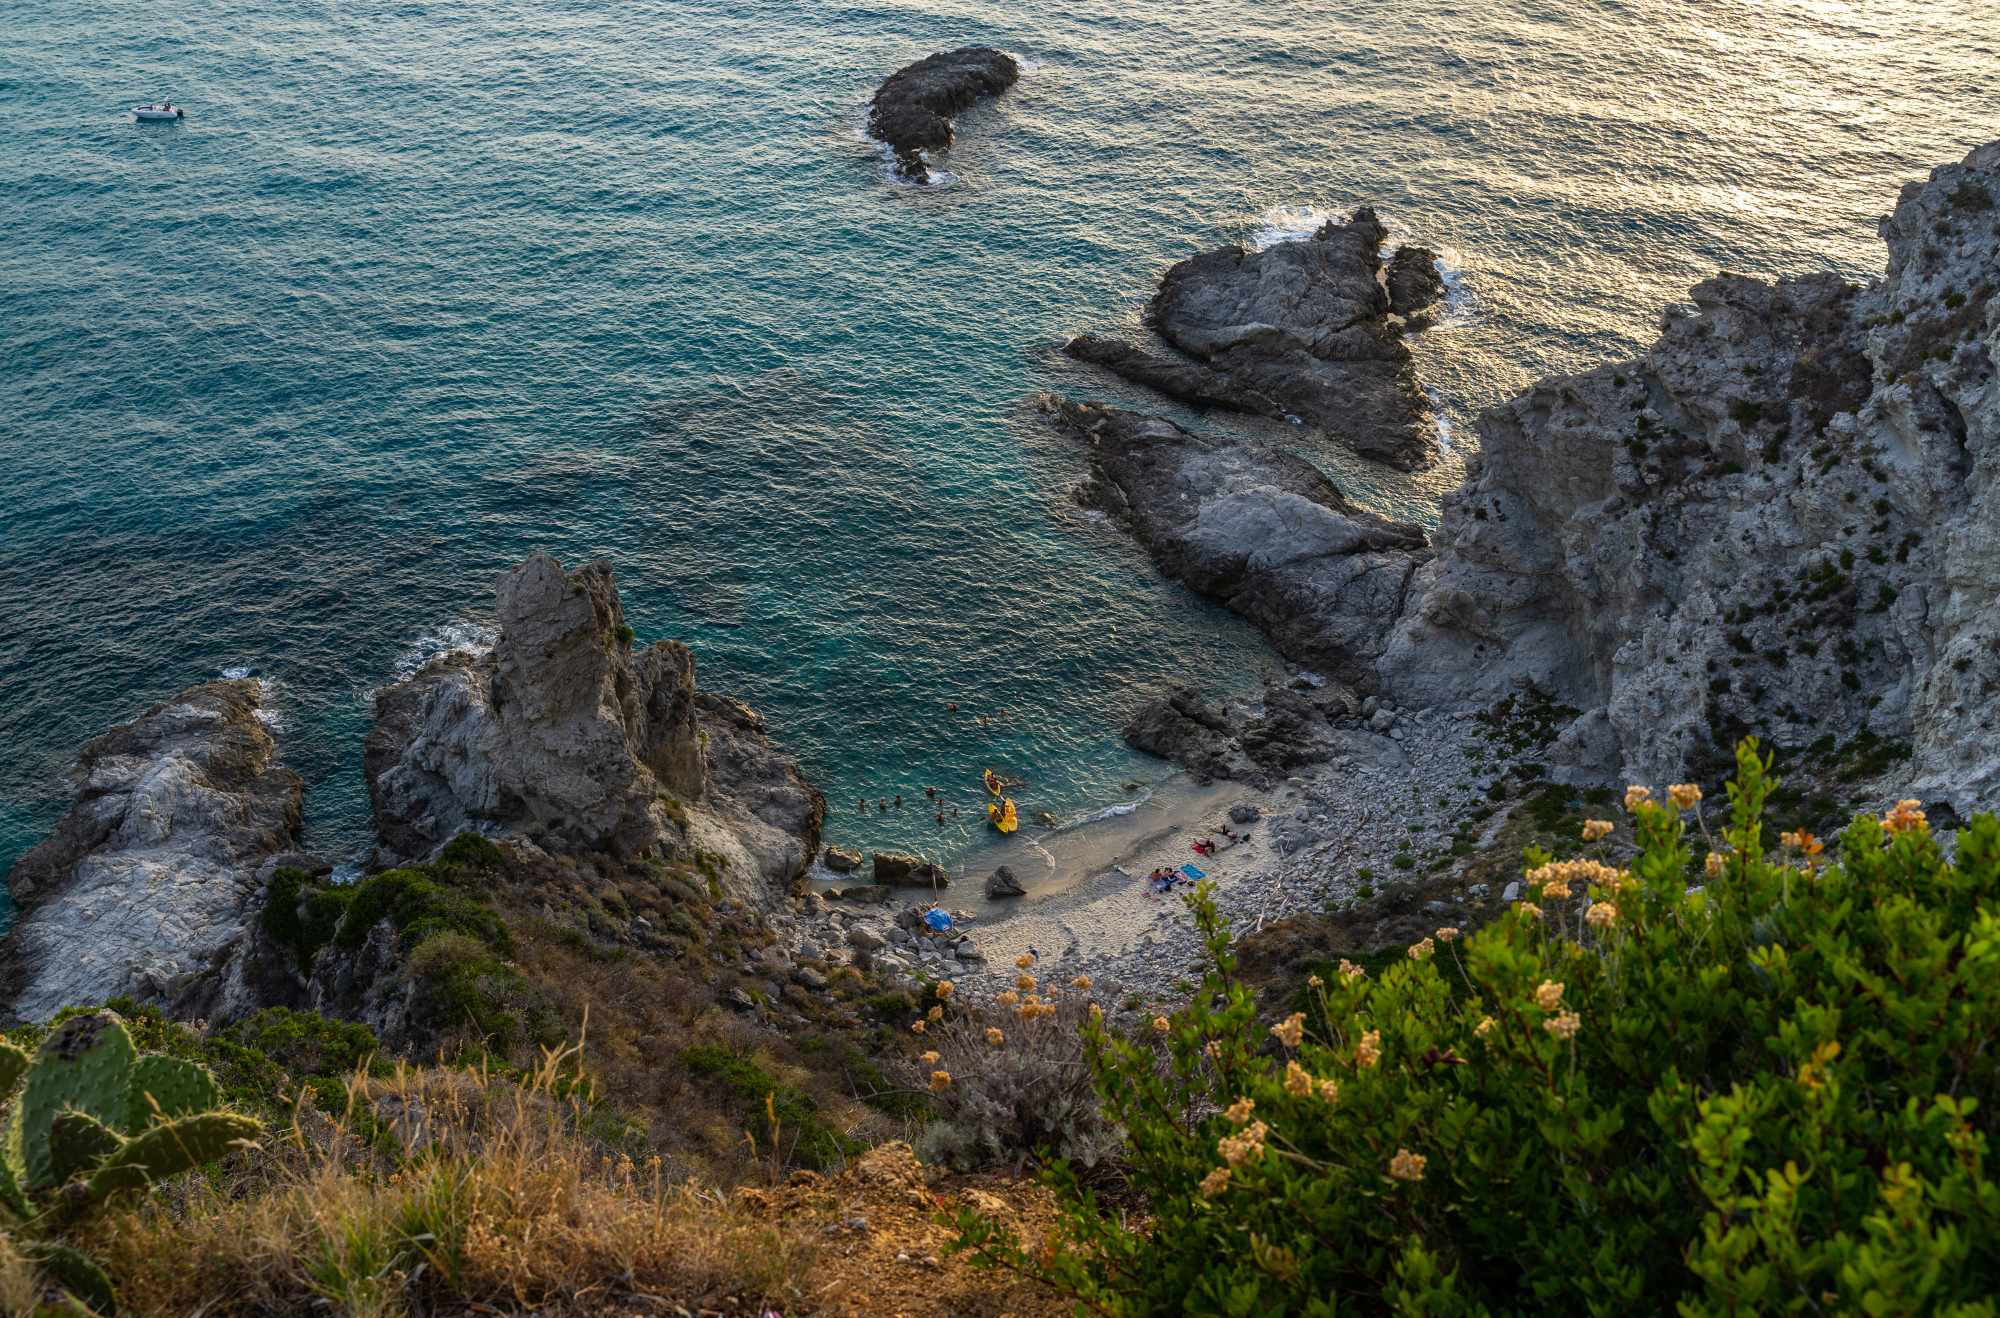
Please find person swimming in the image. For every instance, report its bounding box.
[893,794,903,809]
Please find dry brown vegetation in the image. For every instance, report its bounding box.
[56,1043,1061,1317]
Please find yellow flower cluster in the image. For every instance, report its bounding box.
[1015,995,1055,1022]
[1624,785,1652,812]
[910,1019,926,1035]
[986,1027,1005,1047]
[1387,1148,1427,1182]
[1705,851,1727,878]
[1883,799,1928,836]
[1544,1011,1581,1040]
[1071,975,1093,990]
[1356,1030,1382,1069]
[1584,901,1619,929]
[1779,828,1825,859]
[1526,857,1629,900]
[1581,818,1615,842]
[1270,1012,1306,1048]
[1517,901,1543,921]
[927,1005,944,1022]
[930,1069,953,1092]
[1475,1016,1496,1038]
[1407,937,1435,960]
[1317,1076,1341,1103]
[1017,973,1037,992]
[1435,926,1461,943]
[1218,1120,1269,1167]
[1667,783,1703,810]
[1338,959,1367,983]
[1306,973,1324,989]
[1199,1166,1233,1199]
[920,1050,940,1064]
[1535,980,1565,1011]
[1152,1016,1172,1035]
[1225,1096,1257,1125]
[996,991,1019,1008]
[1016,954,1037,970]
[1088,1002,1103,1023]
[934,980,955,1000]
[1284,1060,1314,1096]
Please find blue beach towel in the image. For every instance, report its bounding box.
[924,908,954,931]
[1180,864,1206,881]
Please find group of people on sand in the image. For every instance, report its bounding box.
[1146,867,1187,895]
[1189,823,1249,858]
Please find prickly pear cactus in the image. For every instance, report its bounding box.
[125,1055,220,1129]
[14,1013,136,1191]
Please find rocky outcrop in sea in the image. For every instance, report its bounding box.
[867,47,1019,184]
[366,552,824,894]
[1066,208,1443,470]
[1053,398,1428,688]
[1,681,304,1022]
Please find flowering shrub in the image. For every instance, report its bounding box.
[955,742,2000,1312]
[910,980,1131,1173]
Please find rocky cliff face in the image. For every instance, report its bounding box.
[1381,139,2000,799]
[0,681,304,1022]
[366,552,823,895]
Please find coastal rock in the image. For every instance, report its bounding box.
[1082,209,1440,469]
[1386,246,1446,320]
[1,681,303,1023]
[1058,399,1428,687]
[867,47,1019,184]
[1381,139,2000,802]
[366,553,822,896]
[872,852,949,888]
[1124,684,1240,783]
[823,846,863,873]
[984,865,1026,899]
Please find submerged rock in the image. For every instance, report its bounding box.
[867,46,1019,184]
[1057,399,1428,687]
[1,680,303,1023]
[1386,245,1446,319]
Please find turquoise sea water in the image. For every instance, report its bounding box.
[2,1,1995,922]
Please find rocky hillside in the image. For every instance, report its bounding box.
[1071,138,2000,808]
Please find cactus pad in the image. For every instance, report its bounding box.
[87,1112,260,1202]
[49,1112,124,1185]
[23,1240,117,1315]
[18,1013,135,1189]
[0,1040,28,1098]
[126,1055,221,1132]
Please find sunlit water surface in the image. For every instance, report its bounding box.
[2,0,1993,924]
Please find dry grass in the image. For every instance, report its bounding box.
[87,1043,826,1316]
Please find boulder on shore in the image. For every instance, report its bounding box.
[867,46,1019,184]
[1,680,303,1023]
[1386,245,1446,319]
[823,845,863,873]
[872,851,949,888]
[984,865,1026,898]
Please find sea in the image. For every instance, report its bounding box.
[2,0,1994,928]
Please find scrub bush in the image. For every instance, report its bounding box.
[957,741,2000,1314]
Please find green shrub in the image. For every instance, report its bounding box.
[337,867,512,955]
[679,1045,862,1171]
[958,742,2000,1314]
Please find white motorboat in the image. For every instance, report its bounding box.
[131,102,185,122]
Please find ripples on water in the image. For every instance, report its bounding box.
[1,0,1993,920]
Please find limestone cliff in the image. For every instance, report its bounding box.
[0,681,304,1022]
[1381,139,2000,801]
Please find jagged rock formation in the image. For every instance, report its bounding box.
[1379,139,2000,799]
[0,681,304,1023]
[365,553,823,894]
[1055,399,1428,688]
[1065,209,1443,470]
[867,47,1019,184]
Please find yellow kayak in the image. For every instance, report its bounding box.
[987,798,1019,834]
[982,769,1003,797]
